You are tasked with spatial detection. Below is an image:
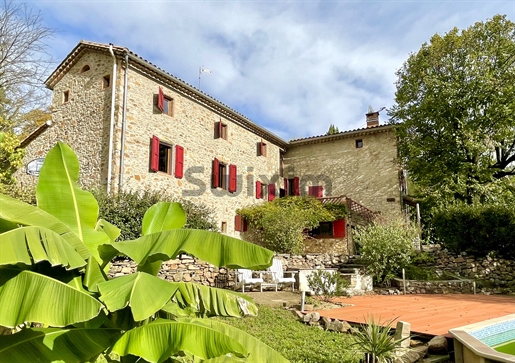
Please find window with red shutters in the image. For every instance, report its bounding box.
[228,164,237,192]
[215,121,227,140]
[258,140,267,157]
[150,136,172,174]
[308,185,323,197]
[293,177,300,196]
[333,219,346,238]
[174,145,184,178]
[268,184,275,201]
[234,215,248,232]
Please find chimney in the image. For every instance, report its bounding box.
[366,111,379,128]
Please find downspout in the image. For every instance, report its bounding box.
[118,51,129,191]
[107,44,117,195]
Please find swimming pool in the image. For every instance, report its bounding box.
[450,314,515,363]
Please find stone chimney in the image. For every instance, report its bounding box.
[366,111,379,128]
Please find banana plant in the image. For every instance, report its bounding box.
[0,142,288,363]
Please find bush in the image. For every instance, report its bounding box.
[93,189,217,240]
[306,269,349,301]
[354,219,418,286]
[432,204,515,259]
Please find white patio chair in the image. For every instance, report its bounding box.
[268,258,297,291]
[235,269,264,293]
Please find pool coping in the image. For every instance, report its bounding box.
[449,314,515,363]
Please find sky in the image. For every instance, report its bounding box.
[25,0,515,141]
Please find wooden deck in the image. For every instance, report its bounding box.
[318,294,515,337]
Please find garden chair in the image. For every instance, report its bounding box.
[268,258,297,291]
[235,269,264,293]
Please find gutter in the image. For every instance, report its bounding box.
[107,44,117,195]
[118,51,129,192]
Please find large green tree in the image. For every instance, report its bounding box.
[389,15,515,204]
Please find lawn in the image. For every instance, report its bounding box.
[216,305,360,363]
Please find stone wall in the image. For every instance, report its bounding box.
[283,127,402,217]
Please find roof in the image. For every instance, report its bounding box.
[45,41,289,148]
[19,121,52,149]
[288,123,396,146]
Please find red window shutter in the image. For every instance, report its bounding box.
[284,178,289,195]
[158,87,164,112]
[333,219,346,238]
[212,158,219,188]
[268,184,275,201]
[256,181,262,199]
[293,177,300,196]
[150,135,160,172]
[174,145,184,178]
[259,141,266,156]
[235,215,242,232]
[228,164,237,192]
[308,186,323,197]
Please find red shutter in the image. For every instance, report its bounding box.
[308,186,323,197]
[333,219,346,238]
[259,141,266,156]
[150,135,160,172]
[293,177,300,196]
[256,181,261,199]
[235,215,242,232]
[284,178,289,195]
[228,164,237,192]
[212,158,219,188]
[174,145,184,178]
[158,87,164,112]
[216,120,223,139]
[268,184,275,201]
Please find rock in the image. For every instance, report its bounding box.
[302,312,320,323]
[326,319,351,333]
[410,339,425,347]
[393,345,427,363]
[321,316,332,326]
[428,335,448,354]
[292,310,304,320]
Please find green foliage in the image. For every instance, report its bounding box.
[354,219,418,285]
[351,316,407,363]
[0,128,24,191]
[93,189,218,240]
[326,124,340,135]
[0,142,287,363]
[217,305,359,363]
[389,15,515,205]
[432,204,515,259]
[238,196,338,254]
[306,270,349,301]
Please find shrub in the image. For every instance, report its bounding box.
[306,269,349,301]
[432,204,515,259]
[93,189,218,240]
[238,196,338,254]
[354,219,418,286]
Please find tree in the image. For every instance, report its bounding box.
[389,15,515,204]
[326,124,340,135]
[0,142,288,362]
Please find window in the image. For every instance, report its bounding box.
[284,177,300,196]
[150,135,173,174]
[157,87,174,116]
[234,215,248,232]
[309,219,346,238]
[102,75,110,89]
[258,140,267,157]
[80,65,90,72]
[356,139,363,148]
[221,221,227,233]
[63,90,70,103]
[215,121,228,140]
[308,185,323,197]
[256,181,267,199]
[212,158,237,192]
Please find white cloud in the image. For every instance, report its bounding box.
[34,0,514,139]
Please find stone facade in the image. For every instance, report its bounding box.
[17,40,403,243]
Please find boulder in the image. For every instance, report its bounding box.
[302,312,320,323]
[326,319,351,333]
[428,335,448,354]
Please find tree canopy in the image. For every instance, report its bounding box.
[326,124,340,135]
[389,15,515,204]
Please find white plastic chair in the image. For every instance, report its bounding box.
[268,259,297,291]
[235,269,264,293]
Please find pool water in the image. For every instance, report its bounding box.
[494,340,515,355]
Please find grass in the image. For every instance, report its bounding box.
[215,305,360,363]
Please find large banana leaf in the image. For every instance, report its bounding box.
[142,202,186,235]
[0,327,121,363]
[112,229,274,272]
[166,283,258,317]
[97,272,177,321]
[185,318,290,363]
[0,226,86,270]
[0,268,103,328]
[96,218,121,243]
[110,319,248,363]
[0,194,90,259]
[83,257,109,292]
[35,142,110,261]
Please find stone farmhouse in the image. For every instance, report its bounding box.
[18,41,403,254]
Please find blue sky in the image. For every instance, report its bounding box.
[27,0,515,140]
